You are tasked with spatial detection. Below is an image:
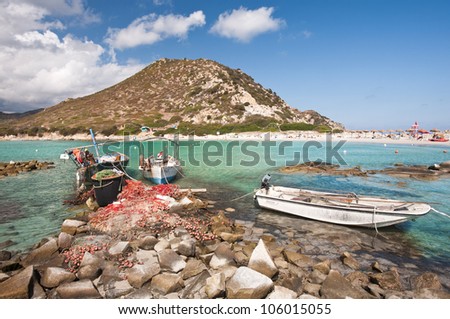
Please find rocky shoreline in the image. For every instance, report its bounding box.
[0,160,55,178]
[0,180,449,299]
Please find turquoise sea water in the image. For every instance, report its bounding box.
[1,139,449,270]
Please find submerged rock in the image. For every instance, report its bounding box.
[320,270,373,299]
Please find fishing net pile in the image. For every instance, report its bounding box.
[88,180,216,241]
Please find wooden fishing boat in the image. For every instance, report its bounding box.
[254,186,431,228]
[141,154,181,184]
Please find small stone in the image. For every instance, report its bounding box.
[313,259,331,275]
[105,280,134,298]
[0,250,12,261]
[138,235,159,250]
[321,270,373,299]
[178,239,196,257]
[303,282,321,297]
[181,259,207,280]
[283,250,315,268]
[340,252,360,270]
[154,239,170,252]
[371,261,383,273]
[225,207,235,213]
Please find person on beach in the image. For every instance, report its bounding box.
[261,174,271,191]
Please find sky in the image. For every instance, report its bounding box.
[0,0,449,130]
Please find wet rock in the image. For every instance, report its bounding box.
[108,241,130,256]
[104,280,134,298]
[370,268,402,291]
[266,285,297,299]
[180,259,207,280]
[283,250,315,269]
[158,249,186,273]
[209,242,236,269]
[56,279,101,299]
[205,273,226,298]
[22,239,58,267]
[178,239,196,257]
[0,240,15,250]
[61,219,86,235]
[371,261,384,273]
[138,235,159,250]
[226,266,274,299]
[0,250,12,261]
[40,267,76,288]
[313,259,331,275]
[0,265,35,298]
[340,252,360,270]
[320,270,373,299]
[248,239,278,278]
[410,272,442,290]
[151,273,184,295]
[57,232,73,250]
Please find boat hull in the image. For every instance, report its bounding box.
[254,186,430,228]
[143,165,179,184]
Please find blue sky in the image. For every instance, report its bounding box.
[0,0,449,130]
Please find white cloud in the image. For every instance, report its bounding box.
[0,0,141,112]
[302,30,312,39]
[210,7,284,42]
[106,11,205,51]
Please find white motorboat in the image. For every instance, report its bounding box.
[254,186,431,228]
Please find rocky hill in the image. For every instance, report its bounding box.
[1,58,343,136]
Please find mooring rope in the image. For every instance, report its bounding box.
[431,207,450,219]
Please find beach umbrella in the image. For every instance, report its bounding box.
[430,128,440,132]
[418,129,429,134]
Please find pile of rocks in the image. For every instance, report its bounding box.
[0,160,55,177]
[0,210,448,299]
[280,161,369,177]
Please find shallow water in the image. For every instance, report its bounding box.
[0,139,449,284]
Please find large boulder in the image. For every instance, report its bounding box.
[226,267,274,299]
[21,239,59,267]
[158,249,186,273]
[320,270,373,299]
[56,279,101,299]
[40,267,76,288]
[248,239,278,278]
[57,232,73,250]
[0,266,35,298]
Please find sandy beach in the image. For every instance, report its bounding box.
[1,130,449,148]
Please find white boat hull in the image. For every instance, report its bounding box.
[254,186,431,228]
[142,163,180,184]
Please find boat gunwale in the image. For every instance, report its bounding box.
[254,188,430,217]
